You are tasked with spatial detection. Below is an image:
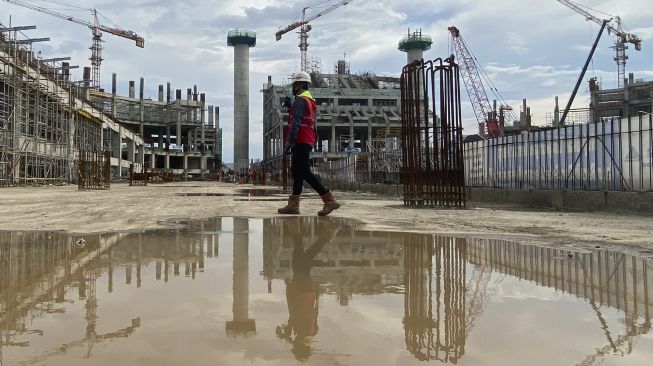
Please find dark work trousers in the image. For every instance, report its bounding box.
[291,143,328,196]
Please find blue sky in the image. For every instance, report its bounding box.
[3,0,652,163]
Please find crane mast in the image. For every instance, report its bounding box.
[275,0,353,72]
[2,0,145,89]
[448,26,502,138]
[556,0,641,88]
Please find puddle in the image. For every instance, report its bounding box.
[175,189,287,198]
[237,188,286,196]
[175,192,228,197]
[1,218,652,366]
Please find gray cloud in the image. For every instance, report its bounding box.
[3,0,652,162]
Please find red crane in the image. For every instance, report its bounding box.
[3,0,145,89]
[275,0,353,72]
[448,26,508,138]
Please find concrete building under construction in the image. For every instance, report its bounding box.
[90,79,222,178]
[0,23,222,186]
[0,24,141,186]
[262,60,402,165]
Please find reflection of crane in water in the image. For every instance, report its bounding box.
[577,309,651,366]
[9,271,140,365]
[465,264,503,336]
[17,317,140,365]
[575,253,652,365]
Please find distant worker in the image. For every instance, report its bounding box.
[278,71,340,216]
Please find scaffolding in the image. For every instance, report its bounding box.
[0,24,106,187]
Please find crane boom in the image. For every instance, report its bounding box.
[448,26,501,138]
[275,0,353,71]
[275,0,352,40]
[556,0,641,88]
[2,0,145,88]
[2,0,144,46]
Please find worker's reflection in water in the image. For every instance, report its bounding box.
[276,217,340,360]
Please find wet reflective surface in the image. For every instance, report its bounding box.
[175,189,288,198]
[1,218,652,365]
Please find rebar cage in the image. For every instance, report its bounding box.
[400,57,466,208]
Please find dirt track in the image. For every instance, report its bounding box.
[1,182,652,255]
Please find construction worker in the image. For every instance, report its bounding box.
[278,71,340,216]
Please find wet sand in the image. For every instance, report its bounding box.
[0,181,651,253]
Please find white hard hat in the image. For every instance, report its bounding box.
[291,71,311,84]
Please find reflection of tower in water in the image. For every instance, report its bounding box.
[404,234,466,363]
[226,218,256,336]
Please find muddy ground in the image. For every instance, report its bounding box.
[1,182,651,255]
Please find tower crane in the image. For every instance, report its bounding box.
[2,0,145,89]
[275,0,353,72]
[556,0,641,88]
[448,26,512,138]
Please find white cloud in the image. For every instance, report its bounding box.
[507,32,528,55]
[3,0,652,162]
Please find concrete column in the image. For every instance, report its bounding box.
[158,85,164,102]
[228,31,256,175]
[207,104,213,157]
[139,77,145,166]
[129,81,135,99]
[215,106,221,161]
[127,139,136,163]
[407,49,424,64]
[167,82,172,103]
[200,93,206,152]
[234,42,249,174]
[166,125,171,151]
[150,152,156,169]
[367,120,373,181]
[349,118,354,148]
[331,119,336,153]
[117,126,123,176]
[164,154,170,170]
[177,108,182,149]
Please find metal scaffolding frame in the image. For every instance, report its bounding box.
[0,25,107,187]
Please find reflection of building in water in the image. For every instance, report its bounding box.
[466,239,653,364]
[226,218,256,336]
[0,219,223,361]
[403,234,467,363]
[262,218,405,303]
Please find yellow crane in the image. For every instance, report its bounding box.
[275,0,353,71]
[2,0,144,89]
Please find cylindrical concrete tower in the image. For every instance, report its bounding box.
[227,30,257,176]
[398,29,433,64]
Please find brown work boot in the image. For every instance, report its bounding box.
[317,191,340,216]
[278,195,301,215]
